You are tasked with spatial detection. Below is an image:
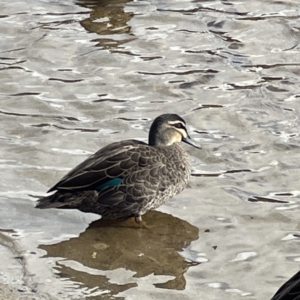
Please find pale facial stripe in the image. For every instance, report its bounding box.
[176,128,188,138]
[168,120,188,138]
[168,120,186,126]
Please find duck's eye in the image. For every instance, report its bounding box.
[173,123,186,129]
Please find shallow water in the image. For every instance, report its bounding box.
[1,0,300,299]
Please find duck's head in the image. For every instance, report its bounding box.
[149,114,201,149]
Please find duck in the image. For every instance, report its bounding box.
[36,113,200,223]
[270,270,300,300]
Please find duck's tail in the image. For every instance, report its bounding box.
[36,190,99,209]
[36,192,72,209]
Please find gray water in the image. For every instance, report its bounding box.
[1,0,300,299]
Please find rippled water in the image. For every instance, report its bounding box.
[1,0,300,299]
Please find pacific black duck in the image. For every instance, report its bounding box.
[36,113,200,223]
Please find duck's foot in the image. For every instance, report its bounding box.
[135,215,142,224]
[133,215,152,229]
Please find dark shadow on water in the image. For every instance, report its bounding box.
[76,0,135,49]
[39,210,199,299]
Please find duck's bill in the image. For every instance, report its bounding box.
[182,135,201,149]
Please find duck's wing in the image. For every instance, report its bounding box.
[48,139,147,192]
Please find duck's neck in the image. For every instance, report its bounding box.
[149,130,179,147]
[149,136,174,147]
[148,134,166,147]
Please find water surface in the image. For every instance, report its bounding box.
[1,0,300,299]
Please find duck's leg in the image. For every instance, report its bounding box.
[134,214,154,229]
[135,215,142,223]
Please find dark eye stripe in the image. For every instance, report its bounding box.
[173,123,186,130]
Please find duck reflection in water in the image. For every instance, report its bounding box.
[76,0,135,49]
[40,210,199,296]
[36,114,200,224]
